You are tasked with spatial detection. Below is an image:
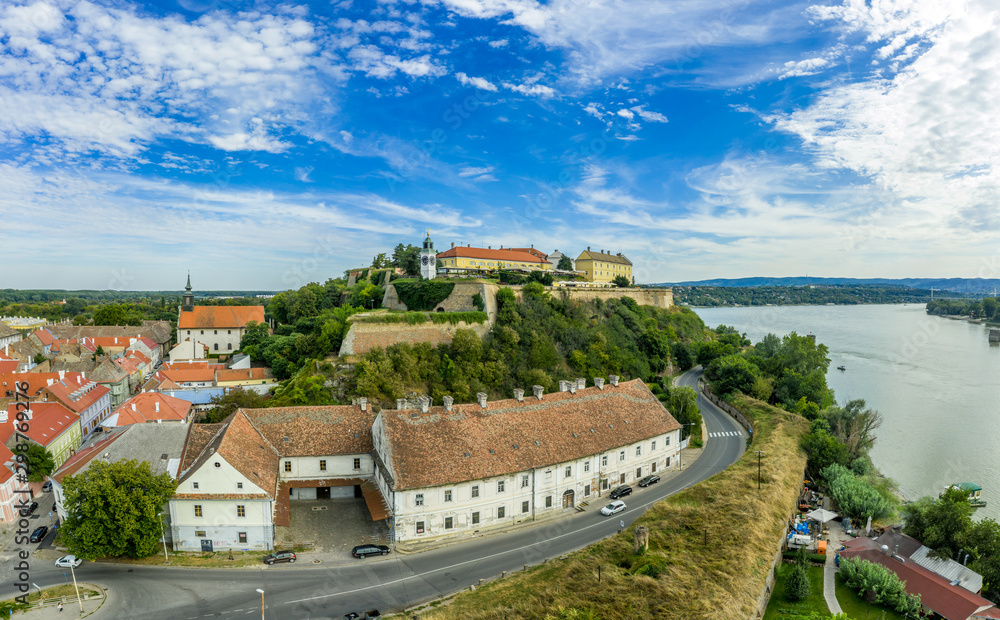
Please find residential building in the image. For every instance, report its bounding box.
[214,368,276,394]
[547,249,575,271]
[0,317,47,333]
[0,349,21,374]
[41,372,112,438]
[508,246,548,261]
[88,359,131,409]
[436,244,553,273]
[371,377,680,542]
[1,402,82,469]
[29,329,55,356]
[168,338,209,362]
[575,247,634,285]
[0,323,22,350]
[47,323,172,360]
[176,276,265,355]
[104,392,193,426]
[0,444,22,522]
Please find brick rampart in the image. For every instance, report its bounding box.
[510,286,673,308]
[339,320,491,356]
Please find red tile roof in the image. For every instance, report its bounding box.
[177,306,265,330]
[160,368,216,384]
[32,329,55,346]
[44,376,110,414]
[114,357,140,375]
[380,379,680,490]
[178,411,279,499]
[162,361,224,371]
[216,368,275,383]
[2,402,79,447]
[127,351,151,366]
[0,372,82,399]
[0,444,14,484]
[509,247,548,259]
[240,405,374,456]
[0,361,17,373]
[436,246,551,264]
[841,537,996,620]
[110,393,191,426]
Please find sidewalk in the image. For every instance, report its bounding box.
[823,524,849,615]
[14,584,105,619]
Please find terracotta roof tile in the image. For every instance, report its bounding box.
[2,402,79,447]
[436,246,550,264]
[177,306,265,330]
[216,368,275,383]
[160,368,216,383]
[240,405,374,456]
[180,423,226,471]
[48,323,172,347]
[110,392,191,426]
[43,376,110,414]
[51,430,126,484]
[381,379,678,490]
[32,329,55,346]
[179,412,279,499]
[576,249,633,265]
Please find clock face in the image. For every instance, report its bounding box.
[421,255,429,265]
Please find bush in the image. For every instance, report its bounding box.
[785,563,811,601]
[822,463,896,521]
[393,280,456,311]
[839,557,921,615]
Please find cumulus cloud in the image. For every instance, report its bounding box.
[778,56,829,79]
[503,81,557,97]
[455,72,498,91]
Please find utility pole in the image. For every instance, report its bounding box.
[754,451,765,490]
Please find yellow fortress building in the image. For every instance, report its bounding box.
[575,247,633,285]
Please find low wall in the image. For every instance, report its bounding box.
[509,286,673,308]
[702,384,754,442]
[382,281,499,320]
[339,320,491,357]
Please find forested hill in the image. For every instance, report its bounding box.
[673,284,935,307]
[655,276,992,295]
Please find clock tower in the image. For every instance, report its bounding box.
[419,230,437,280]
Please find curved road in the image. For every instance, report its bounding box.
[4,369,745,619]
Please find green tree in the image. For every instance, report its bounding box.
[557,255,573,271]
[612,274,631,287]
[25,443,55,483]
[901,487,973,557]
[92,303,142,326]
[784,549,812,601]
[822,399,882,462]
[371,252,389,269]
[822,463,896,521]
[203,388,269,423]
[61,459,178,559]
[705,354,760,397]
[964,518,1000,601]
[391,243,421,275]
[801,419,849,476]
[661,385,701,440]
[239,320,271,354]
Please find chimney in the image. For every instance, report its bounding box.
[419,396,430,413]
[396,398,406,411]
[58,370,65,380]
[131,403,137,412]
[513,388,524,402]
[443,395,454,411]
[609,375,619,387]
[533,385,544,400]
[24,409,31,420]
[47,378,54,386]
[476,392,488,408]
[115,337,118,344]
[76,375,82,384]
[576,378,586,390]
[558,380,570,392]
[358,397,367,412]
[155,401,160,413]
[0,410,6,423]
[594,377,605,390]
[451,242,454,248]
[587,246,591,251]
[81,371,86,380]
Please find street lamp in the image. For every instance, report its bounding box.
[69,563,83,612]
[256,588,265,620]
[678,423,696,470]
[754,450,765,490]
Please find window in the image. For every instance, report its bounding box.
[284,461,292,472]
[497,480,505,493]
[194,505,203,517]
[651,440,657,451]
[214,343,219,351]
[521,474,529,488]
[497,506,506,519]
[584,484,591,497]
[544,470,553,482]
[214,330,218,335]
[636,468,642,479]
[522,500,529,513]
[545,496,552,508]
[666,457,670,467]
[601,455,608,467]
[565,466,572,478]
[445,517,453,529]
[620,473,626,484]
[192,482,199,490]
[238,532,247,543]
[444,490,453,502]
[416,521,425,534]
[227,343,232,350]
[665,435,670,446]
[237,505,246,518]
[228,330,232,334]
[636,446,642,457]
[602,479,609,490]
[471,485,479,498]
[237,482,243,490]
[353,458,361,469]
[472,512,480,525]
[415,494,424,506]
[319,460,326,471]
[584,461,590,473]
[619,450,626,461]
[652,462,657,472]
[200,330,204,335]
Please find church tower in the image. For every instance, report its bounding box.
[182,272,194,312]
[419,230,437,280]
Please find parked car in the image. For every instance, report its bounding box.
[262,550,296,565]
[29,526,48,543]
[42,481,52,493]
[637,475,660,487]
[609,485,632,499]
[20,501,39,516]
[55,555,82,568]
[352,544,390,559]
[600,500,627,516]
[344,610,380,619]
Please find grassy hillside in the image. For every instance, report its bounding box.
[412,396,809,620]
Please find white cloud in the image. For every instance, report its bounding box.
[502,81,557,97]
[778,56,829,79]
[616,109,634,120]
[630,106,668,123]
[488,38,509,48]
[455,72,498,91]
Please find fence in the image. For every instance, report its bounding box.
[702,384,754,443]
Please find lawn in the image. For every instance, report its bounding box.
[835,573,908,620]
[763,563,827,620]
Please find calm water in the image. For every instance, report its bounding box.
[695,304,1000,520]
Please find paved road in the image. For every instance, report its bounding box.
[2,369,746,619]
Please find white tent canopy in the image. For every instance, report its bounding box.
[805,508,839,523]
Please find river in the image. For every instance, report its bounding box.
[694,303,1000,521]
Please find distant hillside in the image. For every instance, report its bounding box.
[653,277,992,295]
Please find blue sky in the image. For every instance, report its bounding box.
[2,0,999,290]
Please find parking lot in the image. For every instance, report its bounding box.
[273,498,389,558]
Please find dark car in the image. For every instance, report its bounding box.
[262,550,296,565]
[352,544,390,559]
[609,485,633,499]
[29,526,48,543]
[637,475,660,488]
[20,501,39,516]
[344,611,380,619]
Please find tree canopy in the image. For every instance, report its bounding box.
[24,443,54,483]
[61,459,178,560]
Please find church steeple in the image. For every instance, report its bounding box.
[182,272,194,312]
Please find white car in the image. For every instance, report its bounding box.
[600,500,627,516]
[55,555,82,568]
